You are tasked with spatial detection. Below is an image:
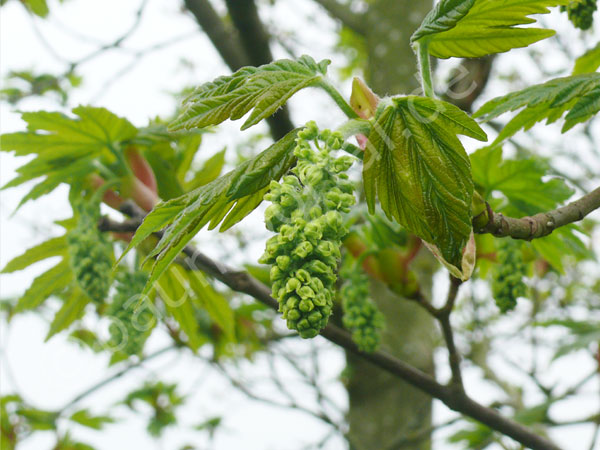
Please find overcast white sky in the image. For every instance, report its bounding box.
[1,1,599,449]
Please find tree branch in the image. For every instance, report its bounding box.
[311,0,366,35]
[183,0,294,140]
[439,276,464,389]
[99,211,562,450]
[183,0,249,69]
[223,0,294,140]
[476,186,600,240]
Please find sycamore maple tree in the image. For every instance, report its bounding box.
[1,0,600,449]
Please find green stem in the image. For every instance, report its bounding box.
[417,43,435,98]
[318,80,360,119]
[336,119,371,140]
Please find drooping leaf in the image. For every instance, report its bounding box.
[470,146,574,216]
[15,259,73,313]
[156,266,207,351]
[122,129,298,292]
[474,73,600,140]
[572,42,600,75]
[530,225,592,273]
[69,409,115,430]
[169,55,329,131]
[188,270,236,343]
[412,0,569,59]
[0,106,137,205]
[363,96,486,268]
[1,236,67,273]
[534,319,600,359]
[23,0,49,17]
[185,148,226,191]
[16,408,58,431]
[46,288,91,341]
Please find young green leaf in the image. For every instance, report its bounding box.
[188,270,236,343]
[1,106,137,206]
[470,146,574,216]
[364,96,486,269]
[1,236,67,273]
[169,55,330,131]
[120,130,298,293]
[157,266,208,351]
[572,42,600,75]
[474,72,600,141]
[23,0,49,17]
[411,0,475,43]
[412,0,569,59]
[15,259,73,313]
[45,288,91,341]
[69,409,115,430]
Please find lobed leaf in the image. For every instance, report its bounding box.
[412,0,569,59]
[474,73,600,141]
[363,96,486,268]
[15,259,73,313]
[1,106,137,206]
[572,42,600,75]
[470,146,574,216]
[45,288,91,341]
[169,55,330,131]
[1,236,67,273]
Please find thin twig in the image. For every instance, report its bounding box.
[58,344,177,414]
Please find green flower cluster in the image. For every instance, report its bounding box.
[107,270,154,355]
[491,240,527,313]
[561,0,597,30]
[68,201,113,304]
[340,266,384,353]
[259,122,356,338]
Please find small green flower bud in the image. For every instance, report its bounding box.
[276,255,291,271]
[299,299,314,312]
[304,220,323,242]
[287,309,301,321]
[285,278,301,293]
[295,269,311,283]
[270,265,284,281]
[297,286,315,299]
[299,328,319,339]
[293,241,313,259]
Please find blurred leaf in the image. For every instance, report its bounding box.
[15,259,72,313]
[157,266,208,351]
[1,107,137,206]
[23,0,49,17]
[188,270,236,344]
[69,409,115,430]
[573,42,600,75]
[185,148,226,190]
[123,381,183,438]
[1,236,67,273]
[16,408,58,430]
[470,145,574,216]
[46,288,90,341]
[530,226,593,272]
[534,319,600,359]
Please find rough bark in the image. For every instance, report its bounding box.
[345,3,436,449]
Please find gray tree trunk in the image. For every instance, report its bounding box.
[346,2,437,449]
